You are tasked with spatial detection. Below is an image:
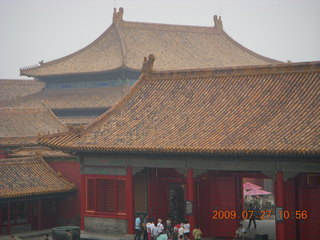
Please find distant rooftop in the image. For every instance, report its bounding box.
[21,7,280,77]
[0,107,69,147]
[0,79,44,102]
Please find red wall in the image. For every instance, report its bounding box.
[284,178,298,239]
[297,174,320,240]
[48,161,81,224]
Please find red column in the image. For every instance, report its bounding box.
[126,166,135,234]
[80,175,85,230]
[38,199,42,230]
[7,201,11,235]
[275,171,286,240]
[187,169,195,236]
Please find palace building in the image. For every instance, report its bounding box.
[1,7,319,240]
[42,59,320,240]
[2,8,279,126]
[0,108,80,234]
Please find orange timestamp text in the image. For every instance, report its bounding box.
[212,210,308,220]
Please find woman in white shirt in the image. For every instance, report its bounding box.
[183,220,190,240]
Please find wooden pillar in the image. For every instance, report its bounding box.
[7,201,11,235]
[80,176,85,230]
[38,199,42,230]
[275,171,285,240]
[187,169,195,235]
[126,166,135,234]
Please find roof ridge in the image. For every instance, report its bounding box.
[0,107,50,112]
[0,156,39,165]
[119,19,217,34]
[113,23,126,66]
[41,102,69,130]
[149,61,320,78]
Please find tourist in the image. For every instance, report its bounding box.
[157,219,164,233]
[143,215,149,240]
[135,215,142,240]
[178,223,184,240]
[192,225,202,240]
[183,220,190,240]
[157,230,168,240]
[147,219,156,240]
[235,224,246,239]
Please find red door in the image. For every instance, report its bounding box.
[148,180,168,221]
[211,175,239,238]
[197,180,211,236]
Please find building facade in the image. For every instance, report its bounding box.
[43,60,320,240]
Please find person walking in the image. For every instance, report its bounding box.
[157,219,164,233]
[178,223,184,240]
[143,215,149,240]
[183,219,190,240]
[135,215,142,240]
[247,204,257,229]
[147,219,156,240]
[192,225,202,240]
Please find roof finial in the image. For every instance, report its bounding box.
[113,7,124,24]
[142,54,155,73]
[213,15,223,33]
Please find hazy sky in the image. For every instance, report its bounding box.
[0,0,319,79]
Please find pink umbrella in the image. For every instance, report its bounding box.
[244,188,272,196]
[243,182,262,190]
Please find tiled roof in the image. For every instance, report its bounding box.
[0,157,76,199]
[8,146,76,159]
[0,85,130,109]
[20,8,279,77]
[0,79,44,102]
[0,108,69,147]
[41,61,320,155]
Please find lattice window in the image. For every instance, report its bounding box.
[117,180,126,212]
[96,179,115,212]
[86,177,126,214]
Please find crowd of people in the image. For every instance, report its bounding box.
[134,215,202,240]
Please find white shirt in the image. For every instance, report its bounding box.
[178,226,184,236]
[148,223,155,235]
[183,223,190,233]
[135,217,141,230]
[157,223,164,232]
[152,225,160,237]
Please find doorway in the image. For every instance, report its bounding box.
[242,177,275,239]
[168,183,185,222]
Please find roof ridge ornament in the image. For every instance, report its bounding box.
[213,15,223,33]
[113,7,124,24]
[142,54,155,73]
